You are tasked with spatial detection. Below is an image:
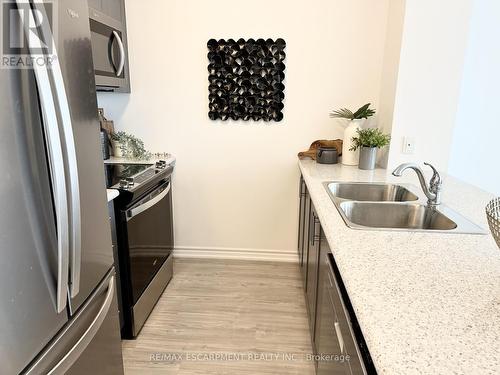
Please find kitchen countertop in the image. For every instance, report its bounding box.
[106,189,119,202]
[104,155,176,166]
[298,159,500,375]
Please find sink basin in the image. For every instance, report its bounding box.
[327,182,418,202]
[323,181,486,234]
[335,201,486,234]
[339,201,457,230]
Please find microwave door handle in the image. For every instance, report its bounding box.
[16,0,69,313]
[126,182,170,221]
[30,0,82,298]
[112,31,125,76]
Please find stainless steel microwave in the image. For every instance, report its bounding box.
[89,8,130,92]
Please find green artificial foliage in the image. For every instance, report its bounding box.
[110,131,152,160]
[349,128,391,151]
[329,103,376,120]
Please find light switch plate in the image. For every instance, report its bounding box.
[402,136,415,154]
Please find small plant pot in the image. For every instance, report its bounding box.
[111,140,124,157]
[358,146,377,170]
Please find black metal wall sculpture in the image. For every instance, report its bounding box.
[207,38,286,122]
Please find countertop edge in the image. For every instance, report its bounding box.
[298,158,500,375]
[106,189,119,202]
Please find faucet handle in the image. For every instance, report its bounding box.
[424,162,442,190]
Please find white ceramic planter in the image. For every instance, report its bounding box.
[112,140,124,157]
[342,119,363,166]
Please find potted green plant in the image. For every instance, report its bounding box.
[349,128,391,170]
[110,131,152,160]
[330,103,376,166]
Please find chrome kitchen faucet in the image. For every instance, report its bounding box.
[392,162,442,207]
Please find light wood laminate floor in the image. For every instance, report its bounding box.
[122,258,315,375]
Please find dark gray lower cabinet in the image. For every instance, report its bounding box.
[306,205,321,344]
[300,184,312,289]
[316,232,358,374]
[298,179,320,345]
[315,247,346,374]
[298,177,307,267]
[298,175,375,374]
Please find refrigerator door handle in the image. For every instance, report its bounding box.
[50,33,82,300]
[47,276,115,375]
[29,0,83,298]
[15,0,69,313]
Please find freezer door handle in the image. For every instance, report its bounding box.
[29,0,83,298]
[47,276,115,375]
[15,0,70,313]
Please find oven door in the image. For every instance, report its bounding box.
[123,180,174,305]
[89,9,126,89]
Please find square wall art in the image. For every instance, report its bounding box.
[207,38,286,122]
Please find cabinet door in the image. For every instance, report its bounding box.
[316,253,351,375]
[297,177,307,267]
[88,0,124,23]
[306,205,321,345]
[316,230,352,374]
[87,0,102,11]
[327,253,368,375]
[101,0,124,22]
[302,188,311,288]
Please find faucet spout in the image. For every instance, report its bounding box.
[392,162,442,207]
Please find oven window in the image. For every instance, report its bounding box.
[125,183,174,304]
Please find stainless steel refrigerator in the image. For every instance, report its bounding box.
[0,0,124,373]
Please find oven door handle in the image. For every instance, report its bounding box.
[126,182,170,221]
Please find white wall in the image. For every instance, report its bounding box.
[448,0,500,196]
[98,0,390,260]
[386,0,472,171]
[376,0,406,167]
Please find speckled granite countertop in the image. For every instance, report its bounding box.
[103,155,176,166]
[106,189,119,202]
[299,159,500,375]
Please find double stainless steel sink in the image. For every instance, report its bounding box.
[325,182,486,234]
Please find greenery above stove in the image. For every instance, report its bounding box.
[110,131,152,160]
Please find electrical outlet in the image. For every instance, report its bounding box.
[402,137,415,154]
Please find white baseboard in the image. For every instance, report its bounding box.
[174,245,298,262]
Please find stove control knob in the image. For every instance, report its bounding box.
[126,177,134,187]
[119,179,129,189]
[156,160,167,169]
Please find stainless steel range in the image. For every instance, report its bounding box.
[105,160,175,338]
